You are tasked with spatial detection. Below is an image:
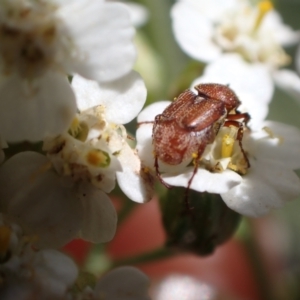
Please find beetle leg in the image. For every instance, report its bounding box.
[184,143,207,211]
[137,121,154,127]
[227,112,251,125]
[154,155,172,189]
[223,120,250,168]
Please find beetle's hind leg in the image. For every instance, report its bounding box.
[154,155,172,189]
[184,143,207,211]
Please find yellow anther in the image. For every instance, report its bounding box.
[253,0,273,32]
[222,134,235,158]
[142,167,150,173]
[86,149,110,168]
[0,225,11,257]
[69,117,80,135]
[192,152,198,159]
[263,126,284,144]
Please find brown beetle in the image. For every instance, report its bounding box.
[152,83,250,204]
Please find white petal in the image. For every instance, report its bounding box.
[192,54,273,129]
[175,0,239,21]
[221,161,300,217]
[251,121,300,169]
[73,71,147,124]
[78,184,117,243]
[0,72,76,142]
[95,266,150,300]
[125,2,149,27]
[59,0,136,82]
[34,249,78,296]
[137,101,171,123]
[116,143,153,203]
[171,1,221,62]
[163,168,242,194]
[263,11,300,46]
[0,152,82,248]
[273,69,300,102]
[136,123,155,169]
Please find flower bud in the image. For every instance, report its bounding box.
[159,188,241,256]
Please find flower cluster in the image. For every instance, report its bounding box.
[0,0,152,298]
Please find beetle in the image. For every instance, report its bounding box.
[152,83,250,206]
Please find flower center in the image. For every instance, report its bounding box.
[86,149,111,168]
[201,126,249,175]
[213,0,290,68]
[0,1,67,78]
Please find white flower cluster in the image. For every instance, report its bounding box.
[0,0,151,297]
[171,0,300,98]
[0,0,153,247]
[0,214,150,300]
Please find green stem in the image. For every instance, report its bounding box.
[138,0,188,95]
[111,247,173,268]
[242,219,277,300]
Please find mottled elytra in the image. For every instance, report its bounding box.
[152,83,250,206]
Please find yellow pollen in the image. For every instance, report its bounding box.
[253,0,273,32]
[0,225,11,258]
[222,134,235,158]
[192,152,198,159]
[69,117,81,135]
[86,150,110,168]
[142,167,150,173]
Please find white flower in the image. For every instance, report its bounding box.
[171,0,299,68]
[0,0,136,142]
[0,213,78,296]
[137,97,300,217]
[0,151,118,247]
[44,72,153,203]
[0,70,153,247]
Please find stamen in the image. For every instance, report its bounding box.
[221,128,236,158]
[86,149,110,168]
[253,0,273,32]
[68,117,89,141]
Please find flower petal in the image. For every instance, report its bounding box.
[33,249,78,296]
[0,72,76,142]
[249,121,300,169]
[163,168,242,194]
[0,152,82,248]
[273,69,300,101]
[95,266,150,300]
[137,101,171,123]
[171,1,221,62]
[116,143,154,203]
[78,184,117,243]
[221,161,300,217]
[73,71,147,124]
[59,0,136,82]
